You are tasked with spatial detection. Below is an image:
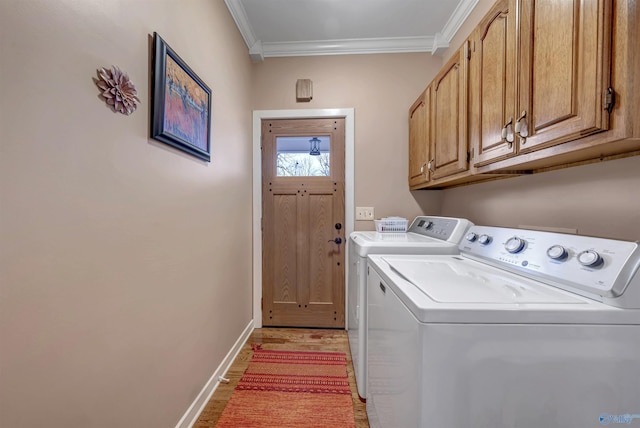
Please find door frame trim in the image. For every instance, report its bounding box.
[252,108,355,328]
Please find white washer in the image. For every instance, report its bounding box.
[367,225,640,428]
[347,216,472,400]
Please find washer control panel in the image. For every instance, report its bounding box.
[459,226,639,298]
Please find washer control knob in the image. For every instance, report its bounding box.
[546,245,568,260]
[424,221,433,230]
[478,234,492,245]
[578,250,603,267]
[466,232,478,242]
[505,236,526,253]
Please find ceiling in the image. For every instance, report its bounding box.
[224,0,480,61]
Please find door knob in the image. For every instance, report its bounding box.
[328,237,342,244]
[515,110,528,143]
[501,117,514,146]
[335,223,342,230]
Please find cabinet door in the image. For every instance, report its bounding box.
[517,0,612,152]
[431,46,469,180]
[472,0,517,167]
[408,87,431,188]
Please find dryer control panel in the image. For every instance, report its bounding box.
[459,226,640,306]
[408,216,473,243]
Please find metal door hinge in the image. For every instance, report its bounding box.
[464,40,471,60]
[604,87,615,113]
[467,150,471,162]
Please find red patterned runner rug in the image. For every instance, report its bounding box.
[215,345,356,427]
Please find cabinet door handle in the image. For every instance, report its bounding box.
[379,282,386,294]
[420,162,427,174]
[501,117,514,147]
[427,159,435,173]
[515,110,528,144]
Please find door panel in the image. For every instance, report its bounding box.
[270,192,297,303]
[262,118,345,328]
[518,0,611,151]
[408,87,431,187]
[473,0,517,166]
[531,0,575,130]
[308,193,333,303]
[432,47,468,180]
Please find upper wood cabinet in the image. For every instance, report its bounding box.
[472,0,612,167]
[471,0,517,166]
[519,0,612,150]
[431,46,469,180]
[408,0,640,189]
[408,87,431,188]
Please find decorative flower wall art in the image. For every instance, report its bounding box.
[95,66,140,115]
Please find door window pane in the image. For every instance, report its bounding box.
[276,136,330,176]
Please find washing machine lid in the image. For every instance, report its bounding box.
[384,258,584,304]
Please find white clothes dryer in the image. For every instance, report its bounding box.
[347,216,472,400]
[367,225,640,428]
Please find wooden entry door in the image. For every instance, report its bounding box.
[262,117,345,328]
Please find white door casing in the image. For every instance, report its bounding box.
[253,109,355,328]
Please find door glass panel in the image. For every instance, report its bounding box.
[276,136,330,176]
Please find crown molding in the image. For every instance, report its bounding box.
[260,36,437,58]
[430,32,449,56]
[249,40,264,62]
[440,0,480,41]
[224,0,256,49]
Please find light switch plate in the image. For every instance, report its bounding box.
[356,207,375,220]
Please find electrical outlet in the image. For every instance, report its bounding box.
[356,207,375,220]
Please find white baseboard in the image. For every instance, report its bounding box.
[175,319,254,428]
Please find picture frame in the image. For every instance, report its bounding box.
[151,32,211,162]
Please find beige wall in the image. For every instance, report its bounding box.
[436,0,640,241]
[442,156,640,240]
[251,54,444,230]
[0,1,253,427]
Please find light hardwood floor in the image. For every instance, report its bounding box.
[193,328,369,427]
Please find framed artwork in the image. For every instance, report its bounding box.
[151,32,211,162]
